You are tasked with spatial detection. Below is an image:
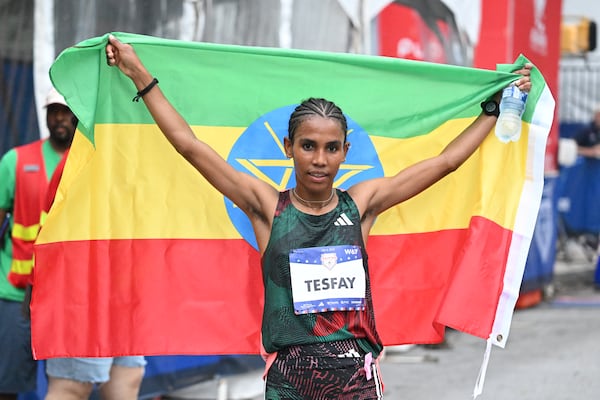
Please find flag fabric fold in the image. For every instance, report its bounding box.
[31,32,554,359]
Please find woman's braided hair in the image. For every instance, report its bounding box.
[288,98,348,143]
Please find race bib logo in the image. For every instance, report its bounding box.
[321,252,338,270]
[225,104,384,249]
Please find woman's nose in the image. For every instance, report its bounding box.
[312,149,326,165]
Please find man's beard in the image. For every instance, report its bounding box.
[49,126,74,147]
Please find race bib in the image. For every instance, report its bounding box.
[289,245,366,314]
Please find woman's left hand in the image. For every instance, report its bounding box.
[513,63,533,93]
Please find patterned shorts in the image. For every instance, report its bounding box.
[265,339,383,400]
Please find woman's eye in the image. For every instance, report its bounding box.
[302,143,313,150]
[328,145,339,152]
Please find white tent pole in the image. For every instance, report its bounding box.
[33,0,56,138]
[279,0,293,48]
[361,0,369,54]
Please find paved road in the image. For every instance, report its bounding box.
[379,258,600,400]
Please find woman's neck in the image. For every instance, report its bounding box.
[290,188,339,215]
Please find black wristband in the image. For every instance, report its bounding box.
[132,78,159,102]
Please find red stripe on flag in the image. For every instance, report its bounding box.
[369,216,511,345]
[32,238,264,359]
[32,217,510,358]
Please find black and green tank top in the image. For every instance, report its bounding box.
[261,189,383,357]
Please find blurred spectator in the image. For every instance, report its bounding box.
[0,87,75,400]
[574,105,600,288]
[574,105,600,158]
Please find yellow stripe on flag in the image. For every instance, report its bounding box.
[38,124,245,243]
[39,117,529,244]
[372,117,529,235]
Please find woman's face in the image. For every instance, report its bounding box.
[284,116,349,196]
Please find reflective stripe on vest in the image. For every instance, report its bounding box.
[8,140,48,289]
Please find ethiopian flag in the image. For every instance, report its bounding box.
[31,32,554,359]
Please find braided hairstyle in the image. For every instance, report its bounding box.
[288,98,348,143]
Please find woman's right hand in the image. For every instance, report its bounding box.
[105,34,147,81]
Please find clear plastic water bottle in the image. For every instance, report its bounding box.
[495,85,528,143]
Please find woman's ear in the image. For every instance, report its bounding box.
[284,137,293,158]
[343,141,351,159]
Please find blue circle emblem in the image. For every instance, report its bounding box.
[226,104,384,250]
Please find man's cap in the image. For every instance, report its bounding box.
[44,87,68,107]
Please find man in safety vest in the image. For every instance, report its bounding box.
[0,87,76,399]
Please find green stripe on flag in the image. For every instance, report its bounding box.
[50,32,536,145]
